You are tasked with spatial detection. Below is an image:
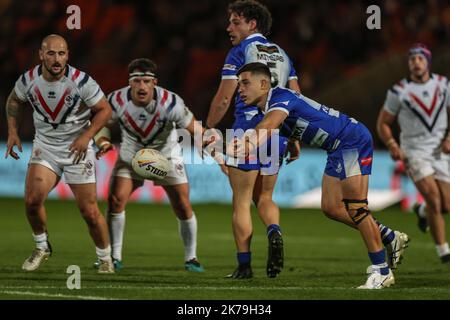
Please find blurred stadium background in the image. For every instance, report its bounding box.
[1,0,450,300]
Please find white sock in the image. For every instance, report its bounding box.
[436,243,450,257]
[108,211,125,261]
[418,203,427,218]
[33,232,48,251]
[96,245,112,262]
[178,213,198,262]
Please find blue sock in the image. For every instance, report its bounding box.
[267,224,281,237]
[237,252,251,265]
[373,218,395,246]
[368,250,389,275]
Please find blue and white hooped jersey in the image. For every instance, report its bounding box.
[265,87,357,152]
[221,33,298,121]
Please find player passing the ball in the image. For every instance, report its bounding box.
[5,34,114,273]
[94,58,207,272]
[228,62,411,289]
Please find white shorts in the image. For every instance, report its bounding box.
[113,145,188,186]
[405,151,450,183]
[29,140,96,184]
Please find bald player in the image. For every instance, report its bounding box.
[5,34,115,273]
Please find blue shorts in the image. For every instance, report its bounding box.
[226,115,287,175]
[324,122,373,180]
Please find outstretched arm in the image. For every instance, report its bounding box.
[206,79,237,128]
[185,116,229,175]
[5,89,27,159]
[228,110,288,159]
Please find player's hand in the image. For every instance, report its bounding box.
[388,143,405,161]
[69,134,90,164]
[286,139,300,164]
[5,134,22,160]
[96,141,114,159]
[201,128,222,158]
[226,138,248,160]
[442,139,450,154]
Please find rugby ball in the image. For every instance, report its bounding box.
[131,149,171,180]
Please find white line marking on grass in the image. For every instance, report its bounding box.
[0,290,113,300]
[1,286,449,292]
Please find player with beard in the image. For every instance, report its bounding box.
[5,34,114,273]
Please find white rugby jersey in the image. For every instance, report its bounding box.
[107,85,193,153]
[14,65,104,147]
[383,74,450,152]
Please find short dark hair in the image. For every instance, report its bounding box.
[228,0,272,36]
[128,58,157,76]
[237,62,271,79]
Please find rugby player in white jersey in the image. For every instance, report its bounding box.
[5,34,114,273]
[94,58,206,272]
[377,43,450,263]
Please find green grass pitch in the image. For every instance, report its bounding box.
[0,197,449,300]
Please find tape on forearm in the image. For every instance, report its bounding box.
[94,127,111,146]
[385,138,397,147]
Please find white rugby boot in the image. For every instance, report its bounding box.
[97,259,115,274]
[386,231,409,269]
[358,268,395,289]
[22,247,52,271]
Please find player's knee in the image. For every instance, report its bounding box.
[81,206,101,226]
[79,199,101,225]
[108,194,127,212]
[172,198,192,219]
[423,194,441,215]
[321,203,341,220]
[343,199,370,225]
[253,193,272,209]
[25,194,45,213]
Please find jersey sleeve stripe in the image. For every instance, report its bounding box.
[21,73,27,86]
[166,94,177,113]
[389,88,399,95]
[383,105,397,115]
[160,89,169,106]
[71,69,81,81]
[28,68,34,81]
[87,87,102,103]
[267,107,289,115]
[108,93,117,112]
[77,73,89,88]
[116,91,125,107]
[127,87,132,102]
[222,75,238,80]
